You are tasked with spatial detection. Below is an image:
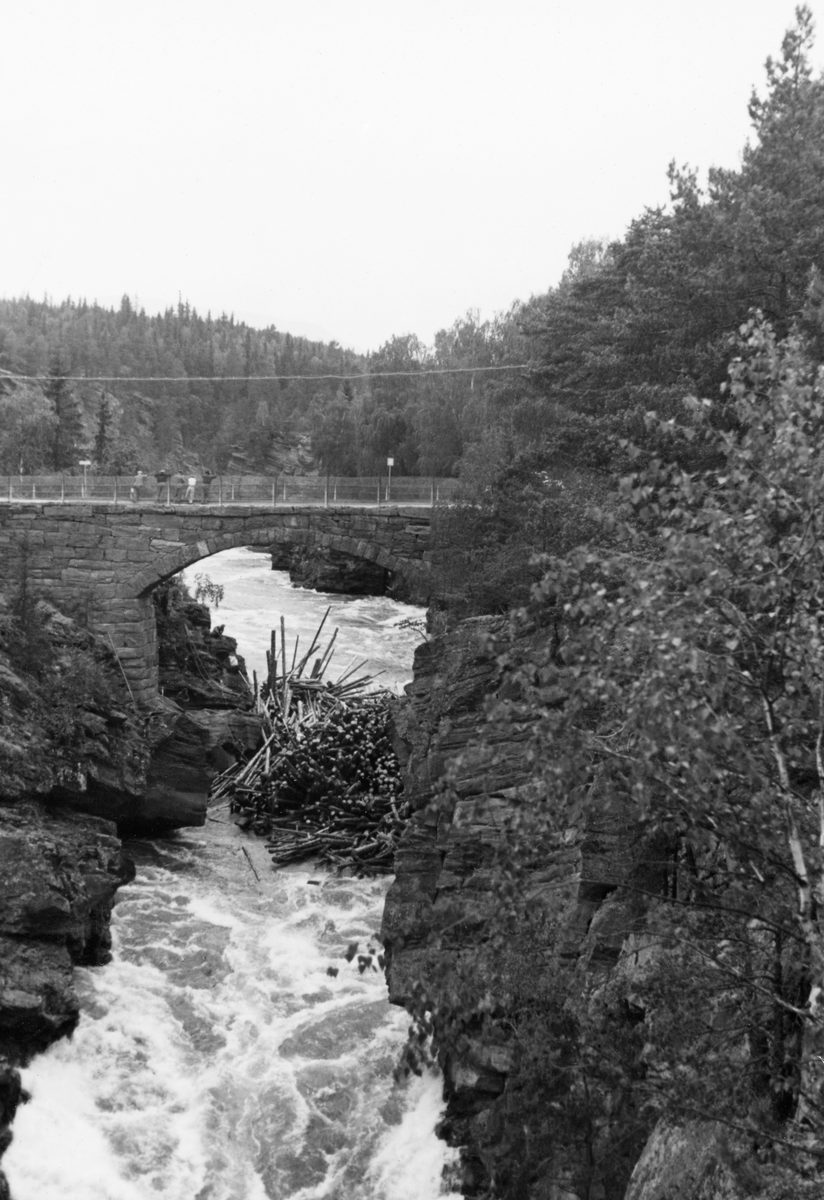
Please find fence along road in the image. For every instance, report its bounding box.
[1,474,458,507]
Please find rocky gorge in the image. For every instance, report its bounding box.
[0,560,791,1200]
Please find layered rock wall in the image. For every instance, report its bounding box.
[382,619,663,1197]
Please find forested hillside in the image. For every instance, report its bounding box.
[0,296,527,481]
[0,300,363,475]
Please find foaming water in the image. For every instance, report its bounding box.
[180,547,424,692]
[6,827,460,1199]
[5,559,461,1199]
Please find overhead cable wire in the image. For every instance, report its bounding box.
[0,364,534,384]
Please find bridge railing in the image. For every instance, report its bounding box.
[0,474,459,506]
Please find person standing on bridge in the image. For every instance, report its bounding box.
[171,471,185,502]
[184,474,197,504]
[130,470,145,503]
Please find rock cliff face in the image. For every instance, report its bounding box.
[0,595,148,808]
[622,1122,745,1200]
[383,618,538,1005]
[226,431,317,476]
[380,619,710,1199]
[148,588,262,832]
[0,587,261,835]
[382,619,560,1192]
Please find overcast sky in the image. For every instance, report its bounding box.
[2,1,821,353]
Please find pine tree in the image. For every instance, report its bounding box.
[93,392,113,466]
[43,354,83,470]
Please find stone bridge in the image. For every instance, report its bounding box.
[0,503,432,706]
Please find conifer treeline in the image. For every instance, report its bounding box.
[0,294,527,477]
[0,298,360,474]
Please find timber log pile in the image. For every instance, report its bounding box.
[212,610,408,873]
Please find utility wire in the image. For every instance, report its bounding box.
[1,364,533,384]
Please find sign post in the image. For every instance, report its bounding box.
[79,459,92,500]
[386,457,394,503]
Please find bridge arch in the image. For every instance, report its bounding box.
[110,523,419,705]
[0,502,432,707]
[118,524,408,600]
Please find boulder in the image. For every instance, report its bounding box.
[624,1121,752,1200]
[130,703,262,833]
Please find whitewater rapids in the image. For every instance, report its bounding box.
[4,549,460,1199]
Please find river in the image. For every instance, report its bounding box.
[4,549,459,1200]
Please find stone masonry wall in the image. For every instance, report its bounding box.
[0,503,431,705]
